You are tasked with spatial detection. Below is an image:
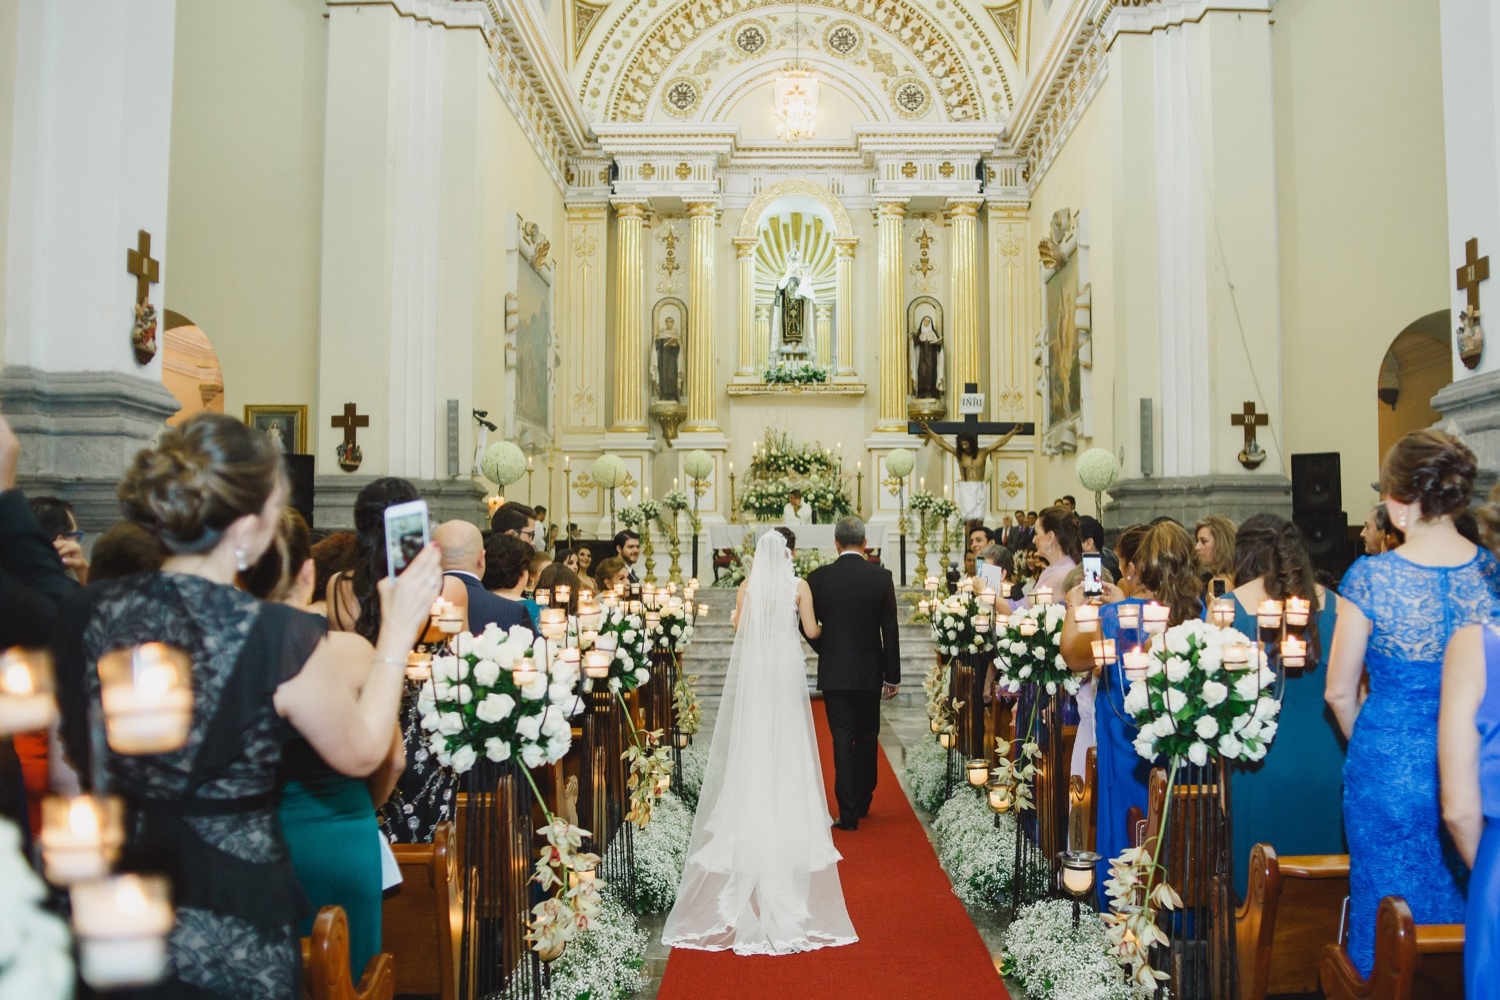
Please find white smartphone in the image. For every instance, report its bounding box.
[384,499,430,578]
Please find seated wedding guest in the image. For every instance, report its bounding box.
[976,543,1016,600]
[28,495,89,585]
[1058,562,1114,779]
[614,529,642,582]
[1327,428,1500,975]
[1111,524,1150,598]
[309,530,357,616]
[1224,514,1348,897]
[1439,486,1500,992]
[1061,520,1202,903]
[482,532,539,636]
[961,550,978,582]
[1361,504,1397,555]
[1193,514,1237,597]
[593,556,630,594]
[534,563,582,616]
[783,488,813,525]
[968,525,995,557]
[51,413,439,997]
[244,508,401,979]
[435,520,531,632]
[88,521,166,582]
[491,500,537,543]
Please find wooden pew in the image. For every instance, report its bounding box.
[1068,746,1096,852]
[1320,896,1464,1000]
[380,821,461,1000]
[302,906,396,1000]
[1234,843,1349,1000]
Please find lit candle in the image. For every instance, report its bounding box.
[98,644,193,756]
[1122,649,1150,682]
[1285,596,1311,628]
[689,578,700,589]
[1280,635,1307,668]
[674,731,691,749]
[584,650,612,679]
[1210,597,1236,628]
[1090,638,1117,667]
[438,607,463,634]
[1224,642,1251,671]
[918,599,930,615]
[1257,599,1283,632]
[512,658,540,686]
[595,634,619,653]
[978,588,996,607]
[645,611,661,630]
[1019,617,1038,637]
[937,731,955,749]
[966,758,990,787]
[405,651,432,682]
[1062,865,1094,896]
[71,874,175,989]
[1034,586,1054,606]
[697,603,708,618]
[429,598,448,620]
[39,794,124,885]
[536,589,552,608]
[0,649,57,735]
[1116,602,1141,631]
[987,779,1012,814]
[974,617,991,634]
[555,585,572,604]
[1074,604,1100,633]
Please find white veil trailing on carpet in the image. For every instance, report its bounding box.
[661,531,857,955]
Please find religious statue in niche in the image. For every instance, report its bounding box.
[774,243,816,359]
[1458,306,1485,370]
[910,316,944,398]
[651,315,684,401]
[906,295,945,421]
[1036,208,1092,456]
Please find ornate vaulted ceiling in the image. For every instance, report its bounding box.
[569,0,1026,128]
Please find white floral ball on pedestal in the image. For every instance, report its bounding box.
[682,449,713,482]
[1075,448,1119,519]
[886,448,915,479]
[481,441,527,488]
[592,453,626,489]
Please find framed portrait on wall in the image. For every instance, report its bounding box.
[243,404,308,455]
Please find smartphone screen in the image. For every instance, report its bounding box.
[1082,553,1103,596]
[1212,577,1227,598]
[384,500,430,577]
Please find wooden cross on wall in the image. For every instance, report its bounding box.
[1458,238,1490,312]
[331,403,369,473]
[1231,401,1268,470]
[126,230,159,305]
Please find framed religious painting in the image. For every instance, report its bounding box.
[505,215,556,451]
[243,405,308,455]
[1036,209,1093,456]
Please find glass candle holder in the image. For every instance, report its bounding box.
[0,648,57,736]
[1280,635,1307,668]
[437,611,463,634]
[627,601,643,616]
[556,648,580,670]
[929,716,943,734]
[1210,597,1236,628]
[39,794,124,885]
[1142,602,1169,634]
[673,731,691,749]
[697,604,708,618]
[986,777,1012,814]
[966,758,990,787]
[974,617,992,634]
[645,611,661,630]
[535,589,552,608]
[1257,599,1283,632]
[71,874,175,989]
[1223,642,1252,671]
[1074,604,1100,633]
[1285,596,1311,629]
[1033,585,1054,606]
[594,634,619,653]
[512,659,540,686]
[1122,649,1150,682]
[555,585,571,605]
[1090,638,1117,668]
[1019,618,1038,637]
[937,730,955,749]
[918,599,931,616]
[405,651,432,683]
[583,650,612,679]
[98,644,193,755]
[1116,603,1141,631]
[1057,850,1103,898]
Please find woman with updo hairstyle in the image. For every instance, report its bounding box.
[1328,427,1500,976]
[1061,520,1203,903]
[1112,523,1150,597]
[52,413,440,999]
[1220,514,1348,897]
[592,556,631,594]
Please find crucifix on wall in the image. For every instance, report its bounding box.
[910,383,1035,522]
[331,402,369,473]
[126,230,160,366]
[1231,401,1268,470]
[1456,237,1489,370]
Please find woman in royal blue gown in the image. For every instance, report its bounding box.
[1061,521,1203,905]
[1327,429,1500,975]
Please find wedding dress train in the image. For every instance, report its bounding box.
[660,531,858,955]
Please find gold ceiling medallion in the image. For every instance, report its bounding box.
[889,76,931,120]
[822,20,864,59]
[661,76,702,118]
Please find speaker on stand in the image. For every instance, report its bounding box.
[284,454,315,530]
[1290,452,1350,581]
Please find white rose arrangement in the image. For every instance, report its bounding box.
[650,603,695,655]
[994,603,1079,698]
[930,590,998,659]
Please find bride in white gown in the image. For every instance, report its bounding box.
[660,529,858,955]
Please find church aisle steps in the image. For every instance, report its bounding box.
[678,584,938,707]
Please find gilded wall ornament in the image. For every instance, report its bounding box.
[900,161,917,178]
[733,20,770,56]
[999,469,1024,499]
[938,161,955,178]
[823,20,864,57]
[661,76,702,117]
[639,162,657,180]
[890,76,931,119]
[674,162,692,180]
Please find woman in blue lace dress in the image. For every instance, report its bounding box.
[1328,429,1500,975]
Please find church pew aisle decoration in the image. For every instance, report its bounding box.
[931,790,1018,910]
[676,741,709,809]
[608,790,694,914]
[991,603,1076,814]
[538,888,649,1000]
[481,441,528,494]
[1002,900,1154,1000]
[1107,619,1281,989]
[905,724,956,815]
[592,600,674,829]
[0,818,73,999]
[762,359,831,384]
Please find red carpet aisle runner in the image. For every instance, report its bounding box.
[656,702,1010,999]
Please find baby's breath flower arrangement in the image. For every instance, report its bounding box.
[932,791,1017,910]
[610,790,693,914]
[1002,900,1155,1000]
[538,888,649,1000]
[903,730,955,815]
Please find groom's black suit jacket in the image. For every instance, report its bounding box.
[804,553,901,691]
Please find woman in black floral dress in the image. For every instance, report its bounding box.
[53,414,441,999]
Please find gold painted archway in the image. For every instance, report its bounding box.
[736,178,856,240]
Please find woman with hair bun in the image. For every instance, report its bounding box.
[1223,514,1348,897]
[1328,428,1500,976]
[51,413,440,1000]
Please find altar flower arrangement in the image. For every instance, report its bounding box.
[763,359,831,384]
[660,489,692,534]
[418,624,578,773]
[736,480,793,521]
[748,430,841,478]
[1103,618,1282,989]
[481,441,528,488]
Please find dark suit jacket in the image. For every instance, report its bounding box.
[0,489,75,648]
[805,552,900,691]
[444,571,535,636]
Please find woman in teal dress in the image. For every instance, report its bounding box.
[1224,514,1348,898]
[1328,430,1500,975]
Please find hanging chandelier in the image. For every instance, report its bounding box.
[774,2,818,143]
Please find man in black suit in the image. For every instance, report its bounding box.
[804,516,900,830]
[434,520,534,635]
[614,529,641,583]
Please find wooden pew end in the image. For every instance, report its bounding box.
[303,905,396,1000]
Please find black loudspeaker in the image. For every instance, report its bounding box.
[1291,452,1342,512]
[284,454,315,529]
[1294,510,1351,581]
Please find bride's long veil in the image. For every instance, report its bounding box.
[661,531,856,955]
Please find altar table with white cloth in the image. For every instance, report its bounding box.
[706,523,888,553]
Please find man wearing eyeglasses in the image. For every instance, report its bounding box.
[28,496,88,585]
[490,500,539,545]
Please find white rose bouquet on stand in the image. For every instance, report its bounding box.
[590,603,672,828]
[930,590,997,659]
[990,603,1075,814]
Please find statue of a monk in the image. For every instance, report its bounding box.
[909,316,944,398]
[651,316,683,402]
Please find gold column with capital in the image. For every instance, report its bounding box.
[834,238,857,377]
[947,198,983,392]
[685,200,718,430]
[734,237,757,377]
[610,200,648,431]
[815,303,833,367]
[877,199,908,428]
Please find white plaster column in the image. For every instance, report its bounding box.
[834,238,858,378]
[734,237,757,377]
[815,303,833,368]
[0,0,181,521]
[946,198,983,392]
[754,303,772,368]
[876,199,909,429]
[561,201,609,433]
[610,200,649,432]
[684,200,718,431]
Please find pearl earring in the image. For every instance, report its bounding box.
[235,548,249,573]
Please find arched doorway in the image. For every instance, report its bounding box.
[1376,310,1452,461]
[160,309,225,426]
